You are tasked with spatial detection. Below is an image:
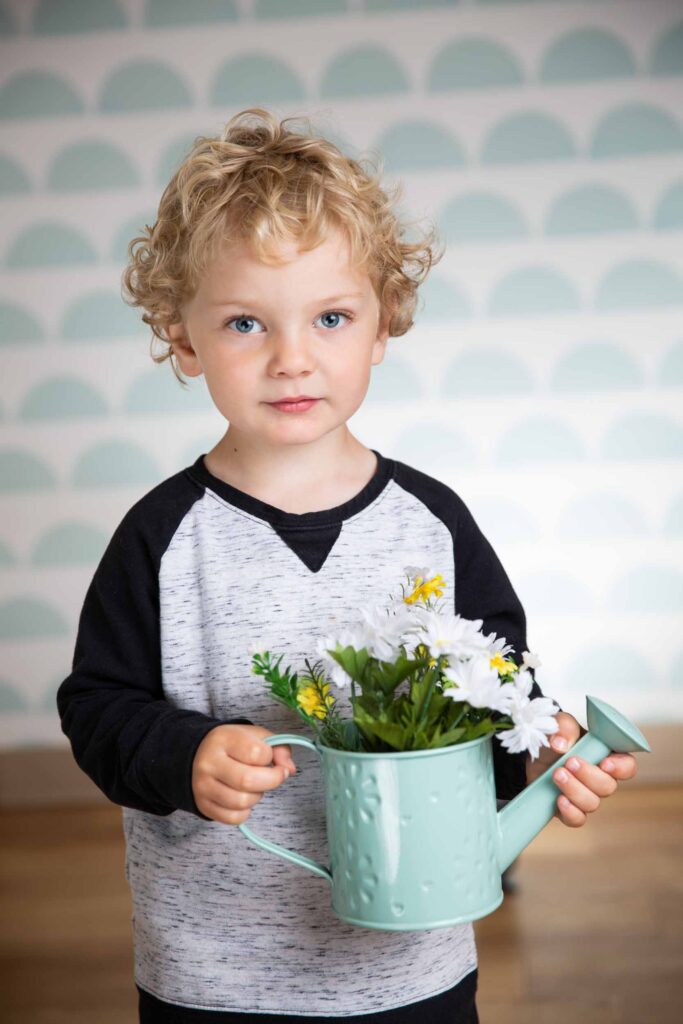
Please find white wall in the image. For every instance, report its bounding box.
[1,0,682,750]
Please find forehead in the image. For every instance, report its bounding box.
[199,226,370,295]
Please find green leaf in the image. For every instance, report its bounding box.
[371,654,431,696]
[326,644,370,684]
[364,719,409,749]
[354,692,383,716]
[413,726,431,749]
[462,717,497,741]
[352,704,408,751]
[430,726,466,749]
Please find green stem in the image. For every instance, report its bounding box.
[415,665,437,728]
[450,703,468,730]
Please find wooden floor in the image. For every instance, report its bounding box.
[1,785,681,1023]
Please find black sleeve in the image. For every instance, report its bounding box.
[451,496,560,801]
[56,489,253,820]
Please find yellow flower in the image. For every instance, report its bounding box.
[404,573,446,605]
[490,652,517,675]
[296,681,335,720]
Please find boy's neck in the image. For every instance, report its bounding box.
[203,433,379,515]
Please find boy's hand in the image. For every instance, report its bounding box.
[192,723,297,826]
[524,711,638,827]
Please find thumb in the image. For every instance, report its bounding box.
[549,711,582,755]
[528,712,581,776]
[271,743,297,775]
[250,727,297,775]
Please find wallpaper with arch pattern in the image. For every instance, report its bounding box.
[1,0,682,751]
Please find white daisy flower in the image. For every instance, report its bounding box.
[353,603,413,662]
[442,655,513,714]
[403,564,437,584]
[522,650,542,670]
[487,634,516,659]
[415,609,493,662]
[509,667,535,701]
[497,695,560,760]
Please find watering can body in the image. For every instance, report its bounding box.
[238,696,650,931]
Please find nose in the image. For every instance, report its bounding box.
[266,329,317,375]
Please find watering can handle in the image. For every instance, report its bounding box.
[497,695,651,873]
[237,734,333,884]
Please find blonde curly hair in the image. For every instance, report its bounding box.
[121,107,445,386]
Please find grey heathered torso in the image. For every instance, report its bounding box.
[123,456,478,1015]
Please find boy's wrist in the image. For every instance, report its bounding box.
[132,709,235,817]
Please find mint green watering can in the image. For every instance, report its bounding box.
[239,696,650,931]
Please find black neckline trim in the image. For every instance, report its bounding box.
[185,448,394,530]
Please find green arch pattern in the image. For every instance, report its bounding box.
[4,0,683,733]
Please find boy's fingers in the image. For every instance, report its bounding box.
[552,768,601,814]
[563,758,618,797]
[555,795,587,828]
[600,752,638,780]
[205,779,262,810]
[273,744,297,774]
[214,758,290,793]
[214,725,273,766]
[248,732,296,773]
[220,728,296,776]
[200,797,255,826]
[243,762,291,790]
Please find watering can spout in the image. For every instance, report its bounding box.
[496,696,651,874]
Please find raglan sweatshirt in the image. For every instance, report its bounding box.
[56,448,547,1016]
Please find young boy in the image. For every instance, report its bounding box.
[56,107,637,1023]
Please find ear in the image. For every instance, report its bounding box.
[165,318,203,378]
[371,305,391,366]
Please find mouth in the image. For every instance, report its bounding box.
[267,397,320,413]
[269,396,318,403]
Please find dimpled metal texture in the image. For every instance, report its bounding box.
[321,736,504,930]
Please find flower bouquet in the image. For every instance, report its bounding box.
[249,565,561,762]
[240,566,649,931]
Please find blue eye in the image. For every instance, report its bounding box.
[224,310,352,334]
[316,310,350,329]
[225,315,262,335]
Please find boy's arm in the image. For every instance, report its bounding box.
[451,495,561,801]
[56,502,252,820]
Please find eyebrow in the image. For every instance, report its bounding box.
[210,292,366,307]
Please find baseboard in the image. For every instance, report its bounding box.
[0,724,678,808]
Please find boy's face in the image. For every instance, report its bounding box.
[166,226,390,453]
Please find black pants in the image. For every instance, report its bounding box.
[137,968,479,1023]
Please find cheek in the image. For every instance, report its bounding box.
[331,365,372,408]
[328,352,361,374]
[329,340,373,380]
[199,357,254,415]
[205,348,252,389]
